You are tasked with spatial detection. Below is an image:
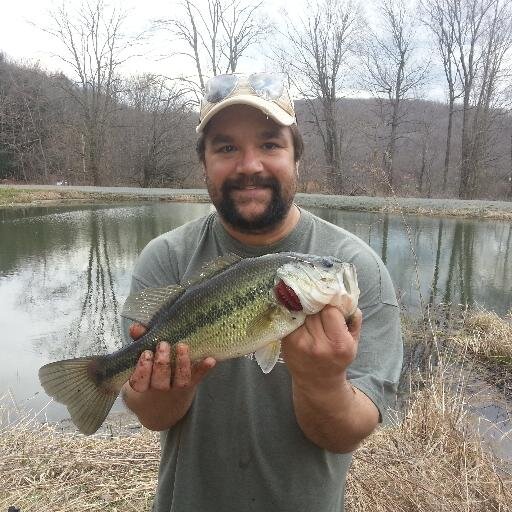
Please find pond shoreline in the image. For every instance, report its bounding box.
[1,184,512,220]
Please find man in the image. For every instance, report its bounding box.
[122,72,403,511]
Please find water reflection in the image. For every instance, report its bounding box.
[0,202,511,423]
[307,208,511,316]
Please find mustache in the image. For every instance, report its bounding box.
[222,175,280,191]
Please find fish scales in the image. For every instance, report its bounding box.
[104,256,279,374]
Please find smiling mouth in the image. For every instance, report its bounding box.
[233,185,266,190]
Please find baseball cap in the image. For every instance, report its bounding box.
[196,72,297,133]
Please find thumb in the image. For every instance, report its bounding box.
[347,308,362,343]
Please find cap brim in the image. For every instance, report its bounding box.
[196,95,296,133]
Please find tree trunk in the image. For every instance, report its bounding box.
[443,96,455,191]
[509,133,512,199]
[459,90,472,199]
[386,106,399,188]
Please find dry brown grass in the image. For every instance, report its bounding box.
[2,361,511,512]
[0,406,160,511]
[346,363,512,511]
[0,188,94,205]
[451,309,512,365]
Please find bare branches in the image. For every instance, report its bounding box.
[154,0,268,95]
[431,0,512,198]
[41,0,136,185]
[277,0,363,193]
[359,0,429,186]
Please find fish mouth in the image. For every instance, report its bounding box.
[274,279,303,311]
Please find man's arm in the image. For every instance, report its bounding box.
[281,306,380,453]
[122,324,216,431]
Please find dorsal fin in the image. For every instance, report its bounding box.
[183,254,242,287]
[121,284,185,325]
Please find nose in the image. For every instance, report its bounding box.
[235,146,264,175]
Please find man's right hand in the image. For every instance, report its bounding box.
[128,323,216,392]
[122,323,216,431]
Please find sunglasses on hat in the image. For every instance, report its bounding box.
[203,72,288,104]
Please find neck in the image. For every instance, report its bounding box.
[219,204,301,247]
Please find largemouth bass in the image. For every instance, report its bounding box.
[39,252,359,435]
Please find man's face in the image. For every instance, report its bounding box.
[203,105,297,233]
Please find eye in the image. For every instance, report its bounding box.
[219,145,236,153]
[262,142,279,150]
[321,258,333,268]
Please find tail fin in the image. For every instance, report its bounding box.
[38,357,119,435]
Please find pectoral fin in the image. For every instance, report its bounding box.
[246,304,281,338]
[255,340,282,374]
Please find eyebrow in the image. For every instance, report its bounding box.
[259,128,285,139]
[208,127,286,146]
[209,134,234,146]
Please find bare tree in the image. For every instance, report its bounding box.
[156,0,268,97]
[421,0,462,192]
[360,0,428,188]
[443,0,512,198]
[415,110,436,196]
[0,60,54,183]
[121,74,195,187]
[44,0,135,185]
[277,0,362,194]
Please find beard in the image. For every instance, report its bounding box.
[207,173,296,234]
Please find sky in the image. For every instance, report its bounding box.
[0,0,293,77]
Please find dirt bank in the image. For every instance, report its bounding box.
[1,184,511,220]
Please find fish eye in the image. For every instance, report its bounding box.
[321,258,333,268]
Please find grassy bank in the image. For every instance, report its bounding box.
[450,309,512,367]
[1,186,512,220]
[1,357,511,510]
[346,362,512,511]
[0,187,137,206]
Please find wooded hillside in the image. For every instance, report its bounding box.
[1,0,511,200]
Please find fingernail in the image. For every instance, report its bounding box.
[157,341,168,351]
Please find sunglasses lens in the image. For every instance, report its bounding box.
[249,73,285,101]
[204,74,238,103]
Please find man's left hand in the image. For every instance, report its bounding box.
[281,306,362,386]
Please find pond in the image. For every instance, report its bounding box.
[1,202,511,448]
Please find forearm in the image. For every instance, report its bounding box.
[122,382,196,431]
[291,373,379,453]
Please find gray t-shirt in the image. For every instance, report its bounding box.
[126,207,403,512]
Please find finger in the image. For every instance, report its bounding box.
[347,308,363,343]
[190,357,216,386]
[129,350,153,392]
[173,343,192,388]
[129,322,147,341]
[320,306,350,346]
[150,342,173,391]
